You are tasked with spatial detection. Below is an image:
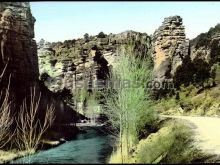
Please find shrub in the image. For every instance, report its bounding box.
[132,120,202,164]
[156,97,177,113]
[161,120,200,163]
[40,72,50,82]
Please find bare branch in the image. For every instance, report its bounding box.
[0,74,13,148]
[15,87,56,153]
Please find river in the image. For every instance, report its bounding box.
[11,128,114,164]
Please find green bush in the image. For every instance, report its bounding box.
[161,120,201,163]
[156,97,177,113]
[133,120,202,164]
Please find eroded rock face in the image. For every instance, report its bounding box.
[152,16,189,93]
[0,3,80,139]
[152,16,220,97]
[0,2,39,104]
[38,30,151,93]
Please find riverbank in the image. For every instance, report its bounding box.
[0,136,72,164]
[0,138,69,163]
[0,150,35,164]
[11,129,113,164]
[1,122,108,164]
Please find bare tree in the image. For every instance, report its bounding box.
[0,61,8,80]
[15,87,55,153]
[0,62,13,149]
[0,81,13,148]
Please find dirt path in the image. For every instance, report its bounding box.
[160,115,220,155]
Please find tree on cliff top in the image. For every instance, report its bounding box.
[84,33,90,42]
[97,31,107,38]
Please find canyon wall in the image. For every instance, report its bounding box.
[37,14,220,100]
[0,2,80,140]
[0,2,41,109]
[38,31,151,94]
[0,2,39,108]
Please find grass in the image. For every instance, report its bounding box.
[0,149,35,164]
[108,137,131,164]
[129,119,204,164]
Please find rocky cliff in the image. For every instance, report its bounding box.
[1,2,48,110]
[37,31,151,94]
[151,16,220,97]
[190,24,220,64]
[0,2,39,109]
[37,15,220,101]
[152,16,190,94]
[0,2,80,140]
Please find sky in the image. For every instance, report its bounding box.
[30,2,220,42]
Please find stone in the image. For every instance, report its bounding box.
[0,3,80,139]
[152,16,189,97]
[0,2,39,101]
[38,30,151,96]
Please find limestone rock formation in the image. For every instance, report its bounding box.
[152,16,190,97]
[152,16,220,96]
[152,16,189,93]
[0,2,80,140]
[0,2,39,104]
[38,30,151,94]
[37,31,151,114]
[36,14,220,100]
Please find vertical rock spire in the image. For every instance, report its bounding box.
[152,15,189,95]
